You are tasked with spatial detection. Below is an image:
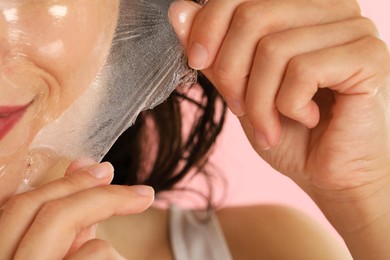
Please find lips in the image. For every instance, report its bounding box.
[0,103,30,141]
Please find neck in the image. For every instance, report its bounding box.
[96,206,173,259]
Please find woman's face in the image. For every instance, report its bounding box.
[0,0,119,202]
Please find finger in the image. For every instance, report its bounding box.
[169,0,201,49]
[245,17,378,148]
[65,239,126,260]
[14,185,154,259]
[194,0,360,70]
[67,224,97,256]
[0,162,114,260]
[186,0,249,70]
[276,36,389,128]
[208,0,361,116]
[64,158,97,176]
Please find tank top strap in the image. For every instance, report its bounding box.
[169,205,233,260]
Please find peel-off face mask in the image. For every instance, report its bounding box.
[0,0,196,194]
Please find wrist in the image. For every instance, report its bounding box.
[308,177,390,259]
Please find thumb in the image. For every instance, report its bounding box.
[168,0,201,50]
[64,158,97,176]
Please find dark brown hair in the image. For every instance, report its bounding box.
[103,72,227,194]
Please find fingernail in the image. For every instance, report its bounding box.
[254,130,270,150]
[189,42,208,70]
[225,97,245,117]
[87,162,114,179]
[132,185,155,197]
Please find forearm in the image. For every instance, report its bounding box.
[310,179,390,260]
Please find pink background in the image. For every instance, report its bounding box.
[206,0,390,245]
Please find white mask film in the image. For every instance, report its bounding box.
[0,0,196,193]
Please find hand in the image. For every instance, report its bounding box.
[170,2,390,257]
[169,0,390,194]
[0,158,154,259]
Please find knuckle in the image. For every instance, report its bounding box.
[361,36,390,62]
[284,102,304,119]
[233,2,265,29]
[233,2,277,34]
[355,17,379,36]
[275,96,302,119]
[257,34,285,60]
[286,54,316,86]
[367,36,388,53]
[286,55,311,82]
[234,2,257,24]
[275,86,312,119]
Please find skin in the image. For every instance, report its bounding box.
[170,0,390,259]
[1,0,390,259]
[0,0,119,202]
[95,205,352,259]
[0,158,155,259]
[0,1,155,259]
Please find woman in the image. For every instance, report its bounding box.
[1,0,389,259]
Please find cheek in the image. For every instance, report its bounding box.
[21,1,118,111]
[0,1,118,199]
[29,9,104,73]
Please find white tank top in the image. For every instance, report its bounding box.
[169,206,233,260]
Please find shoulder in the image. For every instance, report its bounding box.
[216,204,352,260]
